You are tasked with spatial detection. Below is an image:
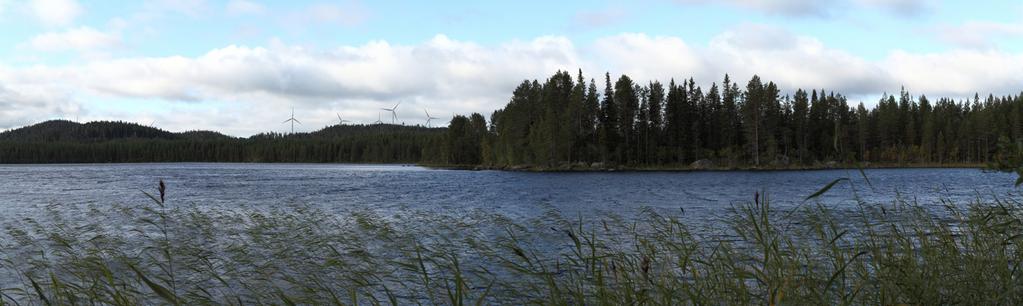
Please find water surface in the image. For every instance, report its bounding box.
[0,164,1015,227]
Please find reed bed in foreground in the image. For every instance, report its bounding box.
[1,182,1022,305]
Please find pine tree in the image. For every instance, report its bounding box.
[721,75,742,160]
[614,75,638,164]
[856,103,870,160]
[585,79,600,160]
[742,76,764,165]
[919,95,935,162]
[665,79,683,163]
[600,72,618,163]
[792,89,809,163]
[704,83,722,154]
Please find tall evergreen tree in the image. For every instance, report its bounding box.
[614,75,638,164]
[792,89,810,163]
[742,75,764,165]
[665,79,684,163]
[600,72,619,163]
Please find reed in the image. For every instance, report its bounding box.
[1,179,1021,305]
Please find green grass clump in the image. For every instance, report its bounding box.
[1,181,1022,305]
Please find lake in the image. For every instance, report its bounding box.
[1,163,1020,302]
[0,163,1017,228]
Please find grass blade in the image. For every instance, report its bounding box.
[806,178,849,201]
[130,264,178,305]
[28,276,51,306]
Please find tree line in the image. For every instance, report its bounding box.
[448,70,1023,168]
[0,121,448,164]
[4,70,1023,168]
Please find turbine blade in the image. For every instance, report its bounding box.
[294,119,302,124]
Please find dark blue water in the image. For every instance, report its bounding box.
[0,164,1016,227]
[0,163,1019,293]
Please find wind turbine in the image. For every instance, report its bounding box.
[282,107,301,134]
[423,109,439,127]
[373,112,384,124]
[380,101,400,124]
[336,113,352,125]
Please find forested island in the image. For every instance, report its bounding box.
[3,70,1021,169]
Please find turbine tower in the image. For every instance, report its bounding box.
[423,109,439,127]
[381,101,401,124]
[336,113,352,125]
[373,112,384,124]
[282,107,301,134]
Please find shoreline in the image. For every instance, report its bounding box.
[0,161,989,172]
[422,162,988,172]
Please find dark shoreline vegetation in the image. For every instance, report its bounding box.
[2,176,1023,305]
[4,70,1023,170]
[428,162,987,172]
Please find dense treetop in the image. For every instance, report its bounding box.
[479,70,1022,168]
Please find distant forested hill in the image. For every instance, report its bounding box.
[0,120,182,142]
[0,120,447,164]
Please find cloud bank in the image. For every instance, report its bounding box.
[673,0,930,17]
[30,0,83,26]
[3,26,1022,136]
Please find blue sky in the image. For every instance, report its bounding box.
[1,0,1022,135]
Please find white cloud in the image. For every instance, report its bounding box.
[28,26,121,52]
[4,29,1023,135]
[595,33,703,81]
[884,50,1023,97]
[707,25,889,93]
[30,0,83,26]
[573,7,628,29]
[673,0,837,17]
[596,26,889,95]
[226,0,265,16]
[287,1,368,27]
[145,0,209,17]
[0,65,80,128]
[0,35,581,135]
[856,0,929,17]
[673,0,929,17]
[932,21,1023,49]
[597,25,1022,100]
[73,35,578,103]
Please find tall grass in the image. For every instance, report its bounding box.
[1,180,1022,305]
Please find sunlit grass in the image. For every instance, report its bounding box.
[1,180,1022,305]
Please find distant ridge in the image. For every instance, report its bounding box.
[0,120,179,142]
[0,119,451,164]
[0,120,445,143]
[0,120,239,142]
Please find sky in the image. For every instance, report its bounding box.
[1,0,1022,136]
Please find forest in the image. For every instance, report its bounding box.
[0,120,447,164]
[2,70,1022,168]
[474,70,1023,168]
